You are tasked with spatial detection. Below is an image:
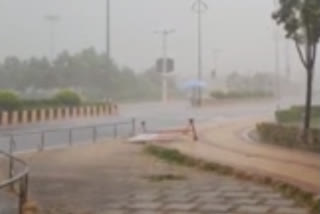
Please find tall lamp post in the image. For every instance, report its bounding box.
[212,49,222,76]
[155,30,175,103]
[44,15,60,62]
[192,0,208,106]
[106,0,111,59]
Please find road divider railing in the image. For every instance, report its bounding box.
[0,118,136,154]
[0,103,119,127]
[0,150,29,214]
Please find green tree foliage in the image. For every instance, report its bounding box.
[52,89,82,106]
[0,90,21,111]
[273,0,320,134]
[0,47,177,101]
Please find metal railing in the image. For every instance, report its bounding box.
[0,118,136,214]
[0,118,136,154]
[0,150,29,214]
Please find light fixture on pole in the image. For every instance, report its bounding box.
[44,15,60,62]
[155,29,175,103]
[192,0,208,106]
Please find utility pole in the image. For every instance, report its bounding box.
[212,49,222,76]
[106,0,111,59]
[155,30,175,103]
[44,15,60,62]
[192,0,208,106]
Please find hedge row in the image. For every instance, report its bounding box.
[275,106,320,123]
[0,89,85,111]
[210,91,273,99]
[256,122,320,152]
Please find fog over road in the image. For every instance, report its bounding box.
[0,96,319,153]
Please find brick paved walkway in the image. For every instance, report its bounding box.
[21,142,310,214]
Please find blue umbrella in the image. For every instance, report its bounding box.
[182,80,207,90]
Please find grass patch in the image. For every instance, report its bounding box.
[256,122,320,152]
[283,118,320,129]
[144,174,186,182]
[145,145,320,214]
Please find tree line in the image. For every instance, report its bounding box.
[0,47,177,101]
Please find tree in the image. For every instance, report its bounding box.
[52,89,82,106]
[273,0,320,136]
[0,90,21,111]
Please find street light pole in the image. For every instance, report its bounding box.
[44,15,60,62]
[106,0,111,59]
[155,30,175,103]
[192,0,208,106]
[213,49,222,75]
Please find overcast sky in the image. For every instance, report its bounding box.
[0,0,319,80]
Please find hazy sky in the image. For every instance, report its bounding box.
[0,0,319,80]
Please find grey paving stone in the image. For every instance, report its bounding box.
[258,192,283,200]
[100,210,126,214]
[232,198,260,205]
[101,202,126,209]
[223,191,253,198]
[24,143,312,214]
[264,199,295,207]
[273,207,309,214]
[199,203,233,212]
[163,203,196,211]
[236,205,271,213]
[127,202,162,210]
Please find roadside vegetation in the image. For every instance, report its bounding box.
[0,47,178,102]
[273,0,320,136]
[256,105,320,152]
[0,89,103,112]
[276,106,320,127]
[210,90,273,100]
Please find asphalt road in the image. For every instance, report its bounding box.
[0,95,318,154]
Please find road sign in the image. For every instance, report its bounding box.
[156,58,175,73]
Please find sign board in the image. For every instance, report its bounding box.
[156,58,175,73]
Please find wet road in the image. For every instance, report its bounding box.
[0,96,318,153]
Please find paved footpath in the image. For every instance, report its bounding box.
[13,141,310,214]
[164,117,320,195]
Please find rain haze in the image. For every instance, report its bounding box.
[1,0,318,78]
[0,1,320,214]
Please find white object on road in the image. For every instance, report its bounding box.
[128,134,160,143]
[128,133,179,144]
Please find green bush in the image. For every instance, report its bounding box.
[256,122,320,152]
[210,90,273,99]
[52,90,82,106]
[21,99,60,109]
[0,90,21,111]
[276,106,320,123]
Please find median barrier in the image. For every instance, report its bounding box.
[0,103,117,127]
[1,111,8,126]
[22,110,28,124]
[11,111,19,125]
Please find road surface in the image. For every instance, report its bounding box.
[0,96,318,153]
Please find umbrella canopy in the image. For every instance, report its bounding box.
[182,79,207,90]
